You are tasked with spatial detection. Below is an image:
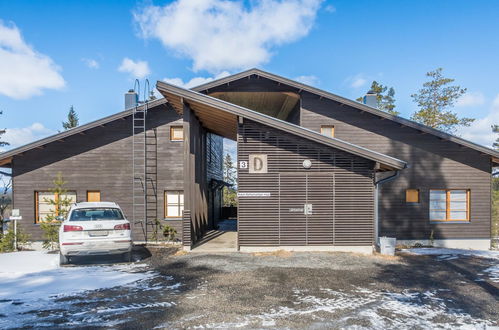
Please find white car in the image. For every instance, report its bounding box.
[59,202,132,265]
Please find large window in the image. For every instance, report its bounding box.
[35,191,76,223]
[170,126,184,141]
[320,125,335,138]
[429,189,469,222]
[165,191,184,218]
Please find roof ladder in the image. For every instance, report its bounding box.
[132,79,149,243]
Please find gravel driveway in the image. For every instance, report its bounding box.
[3,247,498,329]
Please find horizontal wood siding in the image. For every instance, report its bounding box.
[238,119,375,246]
[300,92,491,240]
[12,104,184,242]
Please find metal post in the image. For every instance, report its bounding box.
[13,219,17,251]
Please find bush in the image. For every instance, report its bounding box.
[149,219,177,243]
[40,221,61,250]
[163,225,177,242]
[0,225,30,252]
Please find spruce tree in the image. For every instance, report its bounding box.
[62,106,79,130]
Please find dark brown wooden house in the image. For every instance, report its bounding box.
[1,69,497,252]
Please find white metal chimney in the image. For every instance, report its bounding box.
[362,90,378,108]
[125,89,139,109]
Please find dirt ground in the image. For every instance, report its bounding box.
[7,247,499,329]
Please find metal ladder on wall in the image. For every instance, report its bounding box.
[132,79,152,242]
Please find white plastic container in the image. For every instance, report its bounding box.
[379,237,396,255]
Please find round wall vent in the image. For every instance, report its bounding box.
[302,159,312,169]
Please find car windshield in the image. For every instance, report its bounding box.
[69,208,124,221]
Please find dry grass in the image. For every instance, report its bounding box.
[252,250,294,258]
[173,249,189,257]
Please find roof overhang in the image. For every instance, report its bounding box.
[192,68,499,164]
[0,98,168,167]
[157,81,408,171]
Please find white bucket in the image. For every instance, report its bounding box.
[379,237,396,255]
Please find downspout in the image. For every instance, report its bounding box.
[374,170,400,248]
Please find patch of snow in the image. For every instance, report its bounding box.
[483,264,499,282]
[0,251,173,329]
[403,248,499,260]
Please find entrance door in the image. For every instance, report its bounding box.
[278,173,334,246]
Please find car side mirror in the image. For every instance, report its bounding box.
[55,216,65,221]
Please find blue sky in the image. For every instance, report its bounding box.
[0,0,498,150]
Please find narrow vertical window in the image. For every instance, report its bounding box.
[170,126,184,141]
[320,125,335,138]
[429,189,469,222]
[165,191,184,218]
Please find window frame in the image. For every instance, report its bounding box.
[320,125,335,138]
[35,191,77,223]
[164,190,184,218]
[170,126,184,141]
[429,189,470,223]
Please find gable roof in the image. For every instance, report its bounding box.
[157,80,407,171]
[192,68,499,162]
[0,98,168,167]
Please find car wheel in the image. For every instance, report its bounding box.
[59,252,69,266]
[123,251,132,263]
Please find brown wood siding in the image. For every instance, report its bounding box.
[12,104,185,242]
[238,119,375,247]
[300,92,491,240]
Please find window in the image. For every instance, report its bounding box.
[70,208,124,221]
[430,189,470,222]
[35,191,76,223]
[165,191,184,217]
[406,189,419,203]
[320,125,335,138]
[87,191,101,202]
[170,126,184,141]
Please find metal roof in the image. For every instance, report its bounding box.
[192,68,499,161]
[157,80,408,171]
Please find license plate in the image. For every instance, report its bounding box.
[88,230,109,237]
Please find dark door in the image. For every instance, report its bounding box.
[278,173,334,245]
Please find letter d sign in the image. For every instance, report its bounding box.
[249,154,267,173]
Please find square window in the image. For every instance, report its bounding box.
[406,189,419,203]
[320,125,335,138]
[429,189,470,222]
[170,126,184,141]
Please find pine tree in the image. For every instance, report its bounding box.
[356,81,399,115]
[410,68,474,133]
[0,111,9,147]
[492,125,499,150]
[40,172,73,250]
[62,106,79,130]
[222,153,237,207]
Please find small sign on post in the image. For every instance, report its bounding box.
[10,209,22,251]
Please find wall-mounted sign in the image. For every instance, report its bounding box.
[237,192,271,197]
[249,154,267,174]
[239,161,248,169]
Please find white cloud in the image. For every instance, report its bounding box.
[82,58,99,69]
[0,21,65,99]
[294,75,319,86]
[133,0,323,73]
[456,91,485,107]
[118,57,150,79]
[459,94,499,147]
[1,123,56,151]
[163,71,230,89]
[324,4,336,13]
[348,74,367,88]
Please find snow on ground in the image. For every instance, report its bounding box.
[0,251,170,328]
[201,287,493,329]
[403,247,499,259]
